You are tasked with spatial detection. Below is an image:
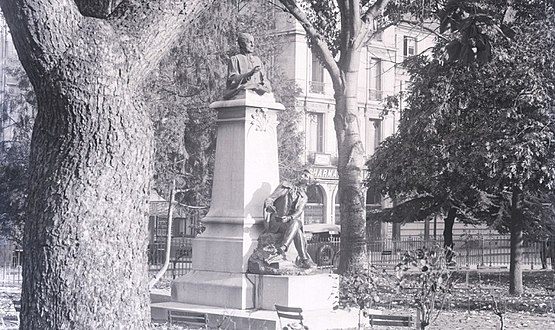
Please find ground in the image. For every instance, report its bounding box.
[366,269,555,329]
[374,309,555,329]
[2,270,554,329]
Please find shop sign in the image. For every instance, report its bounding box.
[310,167,338,180]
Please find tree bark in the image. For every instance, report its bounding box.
[277,0,392,273]
[509,188,524,295]
[0,1,202,328]
[443,207,456,263]
[335,53,368,272]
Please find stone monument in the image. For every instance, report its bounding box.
[171,33,337,311]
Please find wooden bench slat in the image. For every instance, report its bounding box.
[275,304,303,313]
[276,311,304,321]
[168,310,207,326]
[369,314,412,321]
[275,304,306,329]
[13,300,21,312]
[371,320,413,326]
[369,314,414,327]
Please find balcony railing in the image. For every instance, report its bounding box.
[368,89,383,101]
[309,81,325,94]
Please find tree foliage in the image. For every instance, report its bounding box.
[276,0,516,272]
[367,0,555,294]
[0,57,35,243]
[368,0,555,233]
[395,245,455,329]
[146,0,304,205]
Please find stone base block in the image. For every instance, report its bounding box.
[255,273,339,310]
[171,271,255,310]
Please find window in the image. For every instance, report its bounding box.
[403,36,417,57]
[366,187,381,206]
[375,30,383,42]
[365,119,382,157]
[307,112,324,153]
[334,189,341,225]
[305,185,325,224]
[368,58,382,100]
[399,80,410,112]
[310,52,325,93]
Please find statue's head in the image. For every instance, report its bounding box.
[238,32,255,54]
[298,169,315,186]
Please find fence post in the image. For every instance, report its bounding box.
[480,236,485,268]
[530,241,534,270]
[489,237,493,267]
[466,242,470,268]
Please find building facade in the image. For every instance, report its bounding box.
[0,16,21,154]
[274,12,436,238]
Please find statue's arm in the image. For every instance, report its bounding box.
[257,57,271,89]
[226,57,245,89]
[288,192,307,220]
[227,56,261,90]
[264,184,288,212]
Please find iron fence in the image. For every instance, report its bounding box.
[0,243,22,286]
[0,235,550,286]
[307,235,551,271]
[148,237,194,279]
[0,264,22,287]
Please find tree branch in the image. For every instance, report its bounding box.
[75,0,123,18]
[0,0,209,86]
[108,0,210,84]
[361,0,390,23]
[0,0,82,80]
[356,0,390,49]
[278,0,342,90]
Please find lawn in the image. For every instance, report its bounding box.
[368,269,555,329]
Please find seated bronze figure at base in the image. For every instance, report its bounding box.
[248,170,317,274]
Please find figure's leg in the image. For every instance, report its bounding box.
[278,220,301,252]
[292,223,310,261]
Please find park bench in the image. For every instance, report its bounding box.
[367,313,415,328]
[275,304,308,330]
[168,309,207,329]
[13,300,20,312]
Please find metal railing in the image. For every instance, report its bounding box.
[0,243,22,287]
[309,81,325,94]
[306,235,552,270]
[368,89,383,101]
[148,237,194,279]
[0,263,22,286]
[0,235,550,286]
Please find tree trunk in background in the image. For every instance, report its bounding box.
[336,66,368,272]
[509,189,524,295]
[392,223,401,240]
[0,1,199,328]
[276,0,392,273]
[443,207,456,263]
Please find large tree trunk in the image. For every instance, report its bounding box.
[0,1,200,328]
[509,188,524,295]
[336,55,368,272]
[22,71,152,330]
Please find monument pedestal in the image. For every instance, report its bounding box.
[255,273,338,311]
[171,92,285,309]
